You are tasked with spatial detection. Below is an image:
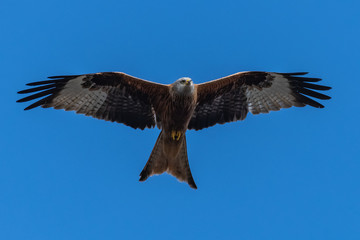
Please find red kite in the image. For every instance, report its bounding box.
[17,71,331,189]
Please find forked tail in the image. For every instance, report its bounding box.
[139,131,197,189]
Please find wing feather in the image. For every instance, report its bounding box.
[17,72,169,130]
[188,72,331,130]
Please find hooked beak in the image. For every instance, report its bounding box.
[185,79,191,85]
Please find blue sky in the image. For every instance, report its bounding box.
[1,0,359,239]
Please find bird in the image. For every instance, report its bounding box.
[17,71,331,189]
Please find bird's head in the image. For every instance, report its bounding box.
[172,77,194,96]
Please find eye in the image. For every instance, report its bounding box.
[181,80,186,83]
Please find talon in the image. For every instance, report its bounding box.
[171,131,182,141]
[176,131,181,141]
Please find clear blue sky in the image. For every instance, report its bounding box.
[1,0,359,239]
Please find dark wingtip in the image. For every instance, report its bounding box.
[48,74,80,79]
[16,97,27,103]
[288,72,309,75]
[298,88,331,100]
[48,76,62,79]
[279,72,309,76]
[24,106,34,111]
[312,103,325,108]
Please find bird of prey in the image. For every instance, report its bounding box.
[17,71,331,189]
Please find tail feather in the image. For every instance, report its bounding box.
[139,131,167,181]
[139,131,197,189]
[167,136,197,189]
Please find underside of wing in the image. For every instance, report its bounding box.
[17,72,169,130]
[188,72,331,130]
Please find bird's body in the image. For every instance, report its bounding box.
[140,77,198,188]
[18,71,331,189]
[162,78,197,134]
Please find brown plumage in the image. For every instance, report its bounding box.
[17,71,331,189]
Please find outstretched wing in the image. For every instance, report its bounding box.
[188,72,331,130]
[17,72,169,129]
